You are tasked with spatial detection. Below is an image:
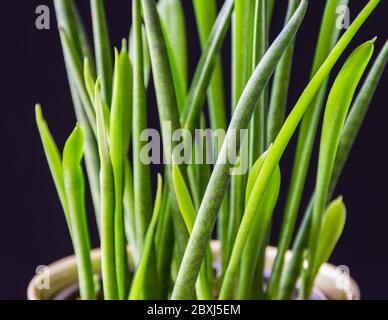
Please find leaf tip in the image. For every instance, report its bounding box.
[35,103,43,122]
[369,36,377,44]
[114,47,119,61]
[157,173,163,189]
[95,76,102,92]
[121,38,128,53]
[58,25,65,34]
[84,56,89,67]
[331,195,346,215]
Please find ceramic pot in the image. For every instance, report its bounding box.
[27,241,360,300]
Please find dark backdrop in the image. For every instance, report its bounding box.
[0,1,387,299]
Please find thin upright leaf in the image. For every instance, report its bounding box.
[91,0,113,104]
[154,184,174,299]
[110,46,133,299]
[159,22,187,113]
[129,174,163,300]
[180,0,234,131]
[132,0,153,258]
[249,0,268,165]
[192,2,229,264]
[247,0,270,294]
[123,161,136,257]
[141,0,189,263]
[226,0,251,275]
[313,197,346,277]
[158,0,188,108]
[95,79,118,300]
[35,105,70,228]
[239,153,281,299]
[267,0,299,144]
[192,0,227,131]
[129,25,151,86]
[62,125,95,300]
[54,0,93,64]
[172,163,213,299]
[302,39,375,299]
[331,40,388,191]
[59,29,96,135]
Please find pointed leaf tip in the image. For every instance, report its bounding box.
[35,103,42,118]
[63,125,85,167]
[121,38,128,53]
[369,36,377,44]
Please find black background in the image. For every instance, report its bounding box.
[0,1,387,300]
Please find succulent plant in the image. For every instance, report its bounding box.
[36,0,386,300]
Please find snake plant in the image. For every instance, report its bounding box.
[35,0,386,300]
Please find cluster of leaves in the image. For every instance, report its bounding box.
[36,0,387,300]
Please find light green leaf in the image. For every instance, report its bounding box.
[331,40,388,192]
[59,28,96,135]
[267,0,300,144]
[129,174,163,300]
[132,0,153,258]
[237,161,281,299]
[276,41,387,297]
[154,184,174,298]
[129,25,151,86]
[313,197,346,277]
[227,0,254,280]
[303,39,375,299]
[158,0,188,95]
[54,0,94,66]
[141,0,189,266]
[95,79,118,300]
[172,163,197,231]
[110,45,133,299]
[35,105,70,229]
[91,0,113,104]
[192,0,226,132]
[172,163,213,299]
[180,0,234,130]
[220,149,281,299]
[84,57,95,105]
[62,125,95,300]
[269,0,376,299]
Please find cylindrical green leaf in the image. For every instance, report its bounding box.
[95,79,118,300]
[91,0,113,104]
[129,175,163,300]
[132,0,153,258]
[63,125,95,300]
